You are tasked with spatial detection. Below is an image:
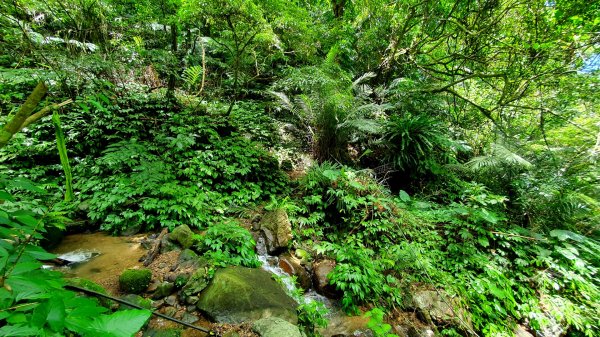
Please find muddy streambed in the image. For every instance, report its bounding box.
[51,232,147,292]
[51,232,371,337]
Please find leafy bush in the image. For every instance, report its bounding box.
[195,221,260,268]
[297,300,329,337]
[364,308,398,337]
[317,240,400,314]
[380,113,456,174]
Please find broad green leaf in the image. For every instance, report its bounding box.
[0,325,40,336]
[46,296,66,331]
[478,236,490,247]
[399,190,410,202]
[0,191,14,201]
[86,309,151,337]
[14,215,39,227]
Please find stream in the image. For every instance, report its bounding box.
[52,232,370,337]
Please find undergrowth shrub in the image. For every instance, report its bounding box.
[195,221,260,268]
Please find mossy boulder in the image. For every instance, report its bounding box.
[168,225,198,249]
[119,268,152,294]
[196,266,297,324]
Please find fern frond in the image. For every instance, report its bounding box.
[465,143,532,172]
[182,65,203,92]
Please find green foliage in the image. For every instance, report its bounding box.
[0,177,151,336]
[408,182,599,336]
[364,308,398,337]
[182,65,204,93]
[317,240,400,314]
[118,269,152,294]
[195,221,260,268]
[297,300,329,337]
[381,113,455,174]
[51,111,74,202]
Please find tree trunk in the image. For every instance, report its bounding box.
[0,82,47,149]
[167,25,178,100]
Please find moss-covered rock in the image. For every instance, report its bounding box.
[152,282,174,299]
[182,267,211,301]
[120,294,153,310]
[196,266,297,324]
[168,225,198,249]
[119,268,152,294]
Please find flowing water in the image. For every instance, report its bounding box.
[50,232,146,285]
[53,232,369,336]
[255,236,370,337]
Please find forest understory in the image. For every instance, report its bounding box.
[0,1,599,337]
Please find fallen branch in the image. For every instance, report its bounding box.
[141,228,168,266]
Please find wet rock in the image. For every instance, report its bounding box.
[252,317,302,337]
[534,314,567,337]
[176,249,201,268]
[163,306,177,317]
[294,248,312,265]
[222,332,241,337]
[318,313,370,337]
[196,266,298,324]
[312,259,340,298]
[165,295,177,306]
[182,267,210,298]
[185,295,200,305]
[143,327,182,337]
[119,268,152,294]
[160,234,179,253]
[121,224,142,236]
[515,325,534,337]
[411,289,471,330]
[395,325,435,337]
[152,299,165,309]
[182,312,199,324]
[279,253,312,290]
[169,225,198,249]
[40,226,64,249]
[258,209,292,254]
[120,294,153,310]
[153,282,174,299]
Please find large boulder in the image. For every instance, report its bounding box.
[168,225,197,249]
[411,289,471,331]
[279,253,312,290]
[196,266,298,324]
[252,317,302,337]
[258,209,292,254]
[312,259,340,298]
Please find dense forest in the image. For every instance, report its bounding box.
[0,0,598,336]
